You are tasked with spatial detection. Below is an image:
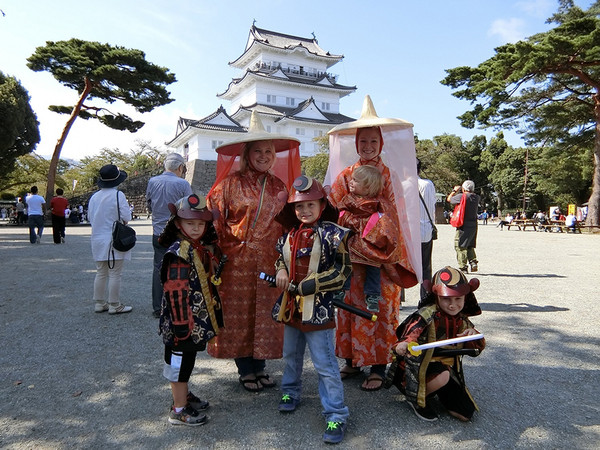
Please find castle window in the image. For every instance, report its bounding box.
[321,102,330,111]
[211,140,224,149]
[296,128,305,136]
[286,97,295,106]
[267,94,276,103]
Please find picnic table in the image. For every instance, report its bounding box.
[505,219,538,231]
[537,220,582,233]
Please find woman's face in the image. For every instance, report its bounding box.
[356,128,381,162]
[248,141,276,173]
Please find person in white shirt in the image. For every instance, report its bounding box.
[417,159,437,306]
[87,165,133,315]
[25,186,46,244]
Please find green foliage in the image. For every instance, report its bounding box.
[0,153,55,196]
[61,141,167,196]
[0,71,40,179]
[27,39,177,117]
[302,135,330,182]
[26,38,177,201]
[441,0,600,224]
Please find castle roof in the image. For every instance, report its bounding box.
[230,25,343,69]
[218,68,356,100]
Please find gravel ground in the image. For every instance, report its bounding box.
[0,220,598,449]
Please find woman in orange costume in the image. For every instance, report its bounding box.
[207,112,301,392]
[326,96,421,391]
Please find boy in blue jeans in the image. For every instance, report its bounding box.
[272,175,351,444]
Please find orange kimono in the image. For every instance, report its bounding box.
[206,170,286,360]
[337,193,400,266]
[329,159,415,368]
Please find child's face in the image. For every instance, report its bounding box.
[437,295,465,316]
[294,200,321,225]
[176,218,206,241]
[349,175,369,197]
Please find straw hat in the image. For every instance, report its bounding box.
[328,95,413,136]
[215,111,300,156]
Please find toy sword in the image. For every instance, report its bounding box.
[407,333,484,356]
[211,254,228,285]
[258,272,377,322]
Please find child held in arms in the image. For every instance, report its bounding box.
[158,194,225,426]
[385,266,485,422]
[272,175,351,444]
[336,164,400,312]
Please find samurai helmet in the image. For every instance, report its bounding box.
[168,194,215,221]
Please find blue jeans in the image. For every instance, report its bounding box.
[343,264,380,296]
[28,214,44,243]
[281,326,349,424]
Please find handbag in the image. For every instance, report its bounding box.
[450,193,467,228]
[108,191,136,268]
[419,191,438,240]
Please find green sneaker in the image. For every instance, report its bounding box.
[323,421,346,444]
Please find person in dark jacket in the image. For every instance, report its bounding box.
[447,180,480,273]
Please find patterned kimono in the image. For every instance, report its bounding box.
[207,169,286,359]
[337,193,400,266]
[388,304,485,410]
[329,158,416,368]
[159,239,223,351]
[271,221,351,328]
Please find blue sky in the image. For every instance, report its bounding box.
[0,0,591,161]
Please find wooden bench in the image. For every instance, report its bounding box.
[505,219,538,231]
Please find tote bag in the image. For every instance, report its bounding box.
[450,194,466,228]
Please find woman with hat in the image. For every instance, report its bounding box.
[324,96,420,391]
[88,164,133,315]
[206,112,301,392]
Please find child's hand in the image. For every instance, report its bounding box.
[276,269,290,291]
[458,328,478,337]
[394,342,408,356]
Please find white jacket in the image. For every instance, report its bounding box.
[88,188,133,262]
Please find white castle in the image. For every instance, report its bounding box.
[167,24,356,160]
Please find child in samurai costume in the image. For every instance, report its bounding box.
[158,194,225,426]
[272,175,351,444]
[385,266,485,422]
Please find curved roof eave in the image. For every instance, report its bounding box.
[229,40,343,68]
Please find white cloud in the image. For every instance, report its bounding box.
[516,0,555,19]
[488,18,527,43]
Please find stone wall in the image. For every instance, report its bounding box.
[67,159,218,216]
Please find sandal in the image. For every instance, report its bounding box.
[360,374,384,391]
[256,373,276,388]
[340,365,361,380]
[239,376,263,392]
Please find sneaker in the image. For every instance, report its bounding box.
[408,401,438,421]
[365,294,381,312]
[94,302,109,313]
[36,235,41,244]
[323,421,346,444]
[186,391,209,411]
[168,405,207,426]
[278,394,298,413]
[60,237,65,243]
[152,310,161,319]
[108,304,133,314]
[470,261,478,272]
[459,266,468,273]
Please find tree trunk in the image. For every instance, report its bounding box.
[587,94,600,227]
[45,77,94,202]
